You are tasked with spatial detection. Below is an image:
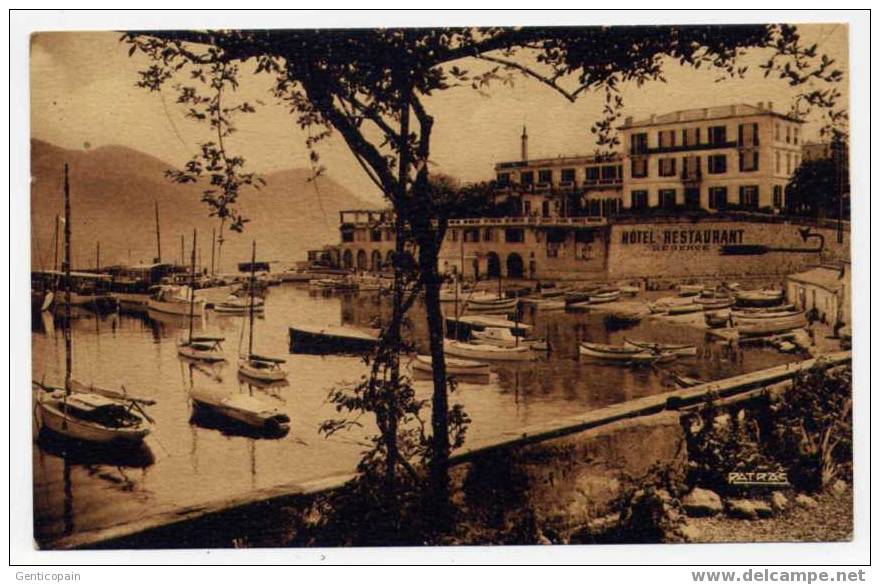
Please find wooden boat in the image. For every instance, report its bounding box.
[695,296,734,310]
[530,298,566,311]
[193,283,239,306]
[578,342,664,364]
[624,338,698,357]
[213,294,265,314]
[734,289,785,307]
[732,307,801,319]
[410,355,490,377]
[189,386,290,434]
[238,242,289,382]
[147,285,206,316]
[289,323,380,354]
[563,290,593,305]
[734,312,808,337]
[471,327,549,351]
[618,285,640,297]
[465,295,518,315]
[678,284,704,297]
[667,303,704,315]
[704,311,731,328]
[443,339,536,361]
[588,290,621,304]
[178,335,226,362]
[445,314,532,339]
[604,310,644,327]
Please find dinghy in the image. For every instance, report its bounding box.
[623,338,698,357]
[734,312,808,337]
[704,311,731,328]
[578,341,663,364]
[734,289,784,307]
[189,386,290,435]
[677,284,704,297]
[465,295,518,315]
[213,294,265,314]
[588,289,621,304]
[471,327,549,351]
[410,355,491,377]
[147,285,206,316]
[667,303,705,315]
[443,339,536,361]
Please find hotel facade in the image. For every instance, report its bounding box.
[330,103,849,281]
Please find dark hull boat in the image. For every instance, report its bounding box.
[288,324,380,354]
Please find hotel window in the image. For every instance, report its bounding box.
[520,170,534,185]
[775,122,781,141]
[538,169,553,184]
[739,149,759,172]
[341,230,354,243]
[685,188,701,208]
[738,123,759,147]
[541,201,550,217]
[659,189,677,208]
[588,199,601,216]
[708,125,727,145]
[786,153,792,174]
[707,154,727,174]
[775,151,781,173]
[601,165,619,180]
[683,155,701,179]
[708,186,728,209]
[464,229,479,243]
[561,168,576,183]
[505,228,525,243]
[773,185,784,208]
[450,229,458,242]
[631,132,649,154]
[496,172,511,186]
[631,157,648,178]
[483,228,495,242]
[785,125,791,144]
[631,190,648,209]
[739,185,759,209]
[682,127,701,147]
[370,229,382,242]
[585,166,600,182]
[658,158,677,177]
[658,129,676,149]
[793,126,800,145]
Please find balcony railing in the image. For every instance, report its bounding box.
[448,216,607,228]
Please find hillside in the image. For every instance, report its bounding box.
[29,139,374,273]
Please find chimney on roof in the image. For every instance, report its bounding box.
[731,104,738,115]
[521,126,528,161]
[702,107,709,118]
[758,101,764,110]
[624,115,633,126]
[649,114,656,124]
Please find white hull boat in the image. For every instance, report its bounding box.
[190,386,290,434]
[147,291,206,316]
[471,327,549,351]
[624,338,698,357]
[578,342,663,364]
[194,284,239,306]
[238,355,288,382]
[36,390,152,444]
[465,295,518,314]
[410,355,490,377]
[177,336,227,362]
[443,339,536,361]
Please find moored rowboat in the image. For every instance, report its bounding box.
[410,355,491,377]
[189,386,290,434]
[443,339,536,361]
[289,324,380,354]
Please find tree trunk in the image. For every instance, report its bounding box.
[418,236,450,517]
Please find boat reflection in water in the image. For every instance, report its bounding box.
[33,283,799,548]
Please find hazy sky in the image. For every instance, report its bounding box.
[31,25,848,203]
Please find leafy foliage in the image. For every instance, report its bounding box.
[767,365,852,492]
[786,156,850,219]
[607,462,689,544]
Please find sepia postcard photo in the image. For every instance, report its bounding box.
[11,9,868,567]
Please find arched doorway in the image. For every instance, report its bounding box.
[486,252,501,279]
[506,253,524,278]
[356,249,367,270]
[371,250,382,271]
[342,249,353,270]
[385,250,395,270]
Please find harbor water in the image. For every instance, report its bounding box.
[31,284,796,547]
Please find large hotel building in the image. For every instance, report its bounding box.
[328,103,844,281]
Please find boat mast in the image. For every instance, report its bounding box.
[248,240,256,358]
[211,228,216,277]
[188,229,196,343]
[154,200,161,263]
[63,164,72,395]
[53,215,59,271]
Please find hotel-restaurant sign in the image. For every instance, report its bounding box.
[620,227,747,252]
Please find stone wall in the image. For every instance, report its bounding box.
[606,217,849,280]
[452,411,686,533]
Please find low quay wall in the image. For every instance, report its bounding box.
[52,352,850,549]
[605,215,849,280]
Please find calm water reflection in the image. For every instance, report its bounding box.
[32,284,794,546]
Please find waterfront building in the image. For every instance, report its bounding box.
[785,263,850,327]
[619,103,803,212]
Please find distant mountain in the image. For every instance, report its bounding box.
[30,139,374,273]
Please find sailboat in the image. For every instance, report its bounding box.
[238,241,288,382]
[177,229,226,362]
[34,164,153,445]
